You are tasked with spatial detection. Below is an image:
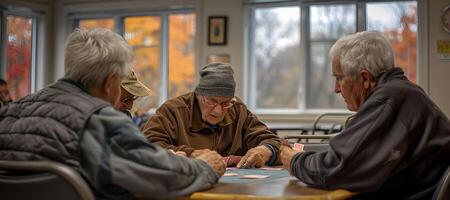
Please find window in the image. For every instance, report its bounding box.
[6,15,33,100]
[0,7,43,101]
[249,6,301,111]
[76,11,196,113]
[367,2,417,82]
[79,18,115,30]
[308,4,355,109]
[247,1,417,113]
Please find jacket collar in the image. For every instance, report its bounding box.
[188,93,233,132]
[365,67,407,100]
[376,67,407,85]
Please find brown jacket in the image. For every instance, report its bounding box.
[142,92,281,160]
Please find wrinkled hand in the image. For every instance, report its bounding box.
[195,150,226,176]
[168,149,187,157]
[237,145,272,168]
[190,149,211,158]
[280,145,303,172]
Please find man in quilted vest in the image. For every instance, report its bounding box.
[0,28,225,200]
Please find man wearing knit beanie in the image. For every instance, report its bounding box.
[143,62,281,168]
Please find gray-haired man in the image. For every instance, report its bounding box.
[0,28,225,200]
[281,31,450,199]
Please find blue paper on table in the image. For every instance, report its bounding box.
[220,168,290,184]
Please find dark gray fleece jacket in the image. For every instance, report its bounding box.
[291,68,450,199]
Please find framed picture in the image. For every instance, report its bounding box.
[208,16,227,45]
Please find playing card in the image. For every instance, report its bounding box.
[260,167,284,171]
[223,173,238,177]
[240,175,270,179]
[293,143,304,151]
[223,155,242,167]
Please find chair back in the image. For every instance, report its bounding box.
[0,160,95,200]
[433,165,450,200]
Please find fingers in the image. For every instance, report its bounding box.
[175,151,187,157]
[191,149,210,158]
[196,151,226,175]
[236,154,249,168]
[237,152,265,168]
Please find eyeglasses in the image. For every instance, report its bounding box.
[122,95,138,103]
[201,96,235,109]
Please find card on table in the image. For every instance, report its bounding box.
[223,155,242,167]
[240,175,270,179]
[260,167,284,171]
[223,173,239,177]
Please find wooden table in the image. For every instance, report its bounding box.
[189,168,353,200]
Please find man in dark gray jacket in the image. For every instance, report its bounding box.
[281,31,450,199]
[0,28,225,200]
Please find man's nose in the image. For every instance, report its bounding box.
[212,104,224,114]
[334,81,341,93]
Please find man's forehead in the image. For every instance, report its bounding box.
[205,96,232,101]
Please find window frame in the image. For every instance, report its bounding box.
[71,8,198,112]
[245,0,423,116]
[0,4,46,98]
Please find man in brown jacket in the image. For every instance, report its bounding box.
[142,62,281,168]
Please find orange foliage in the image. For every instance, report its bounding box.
[6,15,33,100]
[76,15,196,112]
[79,19,115,30]
[385,5,417,82]
[168,14,196,98]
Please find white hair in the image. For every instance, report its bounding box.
[64,28,133,88]
[329,31,394,80]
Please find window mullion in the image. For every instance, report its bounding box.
[356,2,366,32]
[159,13,169,105]
[249,7,257,111]
[0,12,6,77]
[299,4,308,112]
[31,17,37,93]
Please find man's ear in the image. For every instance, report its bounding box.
[360,69,375,89]
[103,74,119,96]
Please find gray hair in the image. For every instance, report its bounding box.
[64,28,133,88]
[329,31,394,80]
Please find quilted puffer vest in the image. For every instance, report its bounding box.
[0,79,109,171]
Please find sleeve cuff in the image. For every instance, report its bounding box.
[263,144,277,166]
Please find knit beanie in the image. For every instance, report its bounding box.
[195,62,235,97]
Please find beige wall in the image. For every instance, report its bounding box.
[428,0,450,116]
[201,0,245,97]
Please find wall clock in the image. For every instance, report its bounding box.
[443,5,450,33]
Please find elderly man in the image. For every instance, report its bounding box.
[143,63,281,168]
[116,68,151,117]
[281,31,450,199]
[0,28,225,200]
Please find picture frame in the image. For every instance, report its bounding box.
[208,16,228,45]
